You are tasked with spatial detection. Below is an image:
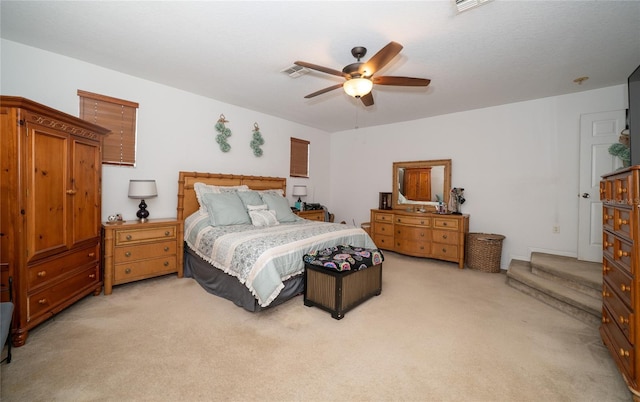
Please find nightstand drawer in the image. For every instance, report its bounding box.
[115,226,176,245]
[114,240,177,264]
[114,256,177,283]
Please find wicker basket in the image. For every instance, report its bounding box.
[466,233,505,273]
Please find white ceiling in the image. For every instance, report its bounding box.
[2,1,639,133]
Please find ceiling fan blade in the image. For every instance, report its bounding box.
[360,92,374,107]
[304,83,344,99]
[294,61,346,77]
[373,76,431,87]
[362,41,403,76]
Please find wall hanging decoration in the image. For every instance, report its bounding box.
[250,122,265,157]
[215,114,232,152]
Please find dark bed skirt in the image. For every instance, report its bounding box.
[183,245,304,312]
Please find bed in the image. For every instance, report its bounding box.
[177,171,377,312]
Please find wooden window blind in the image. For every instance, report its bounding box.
[78,90,139,166]
[290,137,310,178]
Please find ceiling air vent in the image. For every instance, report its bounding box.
[455,0,492,13]
[281,65,310,78]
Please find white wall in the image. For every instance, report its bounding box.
[328,86,627,266]
[1,40,331,222]
[2,39,628,269]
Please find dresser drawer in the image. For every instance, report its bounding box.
[431,243,459,260]
[115,225,177,245]
[613,208,634,241]
[603,205,615,231]
[432,229,459,245]
[114,255,178,283]
[396,226,429,241]
[28,244,99,289]
[395,239,430,256]
[374,222,393,236]
[373,234,394,250]
[603,260,633,308]
[610,236,635,275]
[603,288,634,341]
[611,173,634,205]
[601,307,635,379]
[374,213,394,223]
[395,216,430,227]
[27,264,99,322]
[114,240,177,264]
[433,217,459,230]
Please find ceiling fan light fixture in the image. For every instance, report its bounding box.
[343,78,373,98]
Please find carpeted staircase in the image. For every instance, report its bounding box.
[506,252,602,326]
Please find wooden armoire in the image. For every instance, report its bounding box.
[0,96,110,346]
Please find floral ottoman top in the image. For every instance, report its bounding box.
[303,245,384,272]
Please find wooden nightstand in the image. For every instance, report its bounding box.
[295,209,325,222]
[102,218,184,295]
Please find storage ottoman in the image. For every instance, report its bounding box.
[303,245,383,319]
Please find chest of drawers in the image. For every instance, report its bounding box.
[370,209,469,268]
[102,219,184,295]
[600,166,640,397]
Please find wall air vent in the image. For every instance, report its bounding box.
[455,0,492,13]
[281,65,310,78]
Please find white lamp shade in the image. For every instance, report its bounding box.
[343,78,373,98]
[128,180,158,199]
[292,185,307,197]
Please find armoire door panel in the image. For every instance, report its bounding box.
[27,127,69,262]
[71,138,102,246]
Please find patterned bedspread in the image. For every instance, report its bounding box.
[184,211,377,307]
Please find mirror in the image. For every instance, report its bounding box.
[392,159,452,211]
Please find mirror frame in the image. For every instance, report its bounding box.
[392,159,452,211]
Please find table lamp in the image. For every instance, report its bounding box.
[292,185,307,210]
[128,179,158,222]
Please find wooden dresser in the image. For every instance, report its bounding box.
[370,209,469,268]
[600,165,640,398]
[0,96,110,346]
[295,209,325,222]
[102,219,184,295]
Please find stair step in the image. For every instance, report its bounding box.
[530,252,602,299]
[506,258,601,326]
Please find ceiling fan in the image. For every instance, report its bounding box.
[294,41,431,107]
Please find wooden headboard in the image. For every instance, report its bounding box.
[177,171,287,220]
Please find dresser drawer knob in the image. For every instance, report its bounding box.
[125,251,131,257]
[164,261,169,267]
[618,218,628,225]
[619,348,630,358]
[619,315,629,324]
[618,250,629,258]
[604,214,611,220]
[442,222,448,226]
[126,235,132,240]
[602,290,611,298]
[164,247,170,252]
[37,270,47,278]
[88,252,95,258]
[604,241,612,249]
[621,284,631,292]
[38,298,47,305]
[89,273,96,279]
[125,268,131,274]
[420,233,425,237]
[617,188,628,195]
[603,266,611,273]
[165,231,170,236]
[442,235,448,239]
[602,316,610,324]
[441,248,447,252]
[420,220,425,225]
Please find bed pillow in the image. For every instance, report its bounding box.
[202,192,250,226]
[257,189,285,197]
[248,209,279,227]
[237,190,265,209]
[194,183,249,213]
[260,192,298,223]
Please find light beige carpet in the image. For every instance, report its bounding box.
[0,252,631,401]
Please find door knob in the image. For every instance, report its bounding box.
[581,193,590,198]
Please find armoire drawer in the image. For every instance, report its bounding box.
[28,244,99,289]
[27,264,99,322]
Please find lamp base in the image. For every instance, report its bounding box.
[136,199,150,222]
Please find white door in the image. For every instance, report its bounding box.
[578,110,626,262]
